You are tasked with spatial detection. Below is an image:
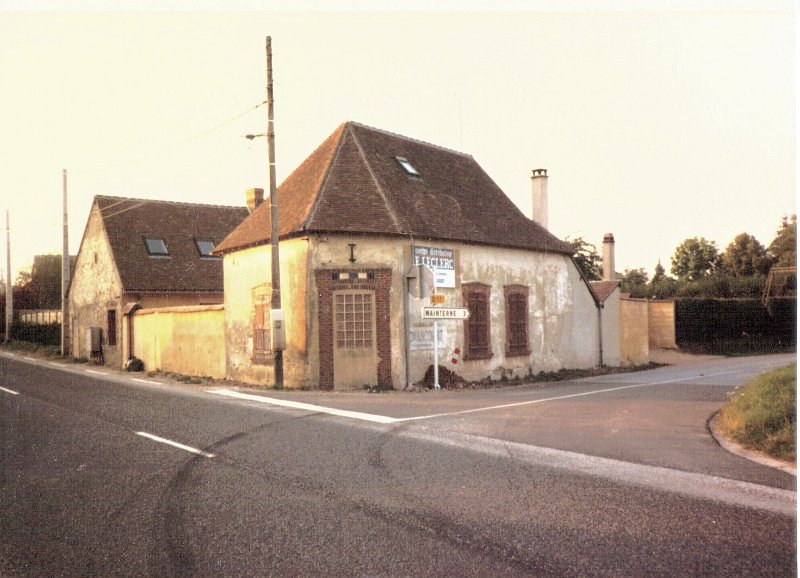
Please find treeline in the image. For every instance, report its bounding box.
[567,215,796,299]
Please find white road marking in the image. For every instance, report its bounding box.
[394,370,746,422]
[135,431,215,458]
[0,386,20,395]
[85,369,108,375]
[209,370,744,425]
[207,388,397,424]
[404,428,796,516]
[132,378,161,385]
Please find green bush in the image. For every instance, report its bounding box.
[676,298,796,348]
[717,364,796,461]
[10,323,61,346]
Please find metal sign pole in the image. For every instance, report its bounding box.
[432,274,440,389]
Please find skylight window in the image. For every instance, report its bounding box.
[195,239,218,258]
[395,156,421,178]
[144,237,169,257]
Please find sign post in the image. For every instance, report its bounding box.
[432,277,439,389]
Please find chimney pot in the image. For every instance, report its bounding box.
[602,233,616,281]
[531,168,549,230]
[246,187,264,213]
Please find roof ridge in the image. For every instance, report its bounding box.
[347,123,405,235]
[346,121,473,159]
[94,194,246,211]
[304,124,348,229]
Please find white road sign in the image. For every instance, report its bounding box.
[421,307,470,320]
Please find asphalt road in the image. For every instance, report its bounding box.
[0,352,795,576]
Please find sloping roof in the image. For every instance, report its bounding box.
[589,280,620,303]
[94,196,249,293]
[214,121,573,256]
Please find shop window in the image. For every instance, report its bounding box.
[463,282,492,360]
[504,285,530,357]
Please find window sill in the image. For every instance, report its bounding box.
[251,353,275,366]
[505,349,531,358]
[463,351,493,361]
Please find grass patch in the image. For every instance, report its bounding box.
[1,340,61,358]
[717,364,796,462]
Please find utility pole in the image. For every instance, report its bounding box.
[61,169,70,356]
[5,210,12,344]
[266,35,284,389]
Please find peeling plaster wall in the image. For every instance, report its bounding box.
[132,305,226,378]
[600,288,622,367]
[68,204,123,367]
[620,298,649,366]
[222,234,610,389]
[648,300,677,348]
[311,235,605,387]
[221,238,309,386]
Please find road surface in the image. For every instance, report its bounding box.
[0,351,795,576]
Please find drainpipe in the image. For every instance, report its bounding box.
[597,302,604,367]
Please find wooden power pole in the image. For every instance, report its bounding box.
[5,210,12,344]
[266,36,284,388]
[61,169,70,356]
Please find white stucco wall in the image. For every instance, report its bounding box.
[222,234,611,389]
[68,203,124,366]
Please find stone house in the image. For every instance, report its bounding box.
[213,121,621,389]
[67,196,248,368]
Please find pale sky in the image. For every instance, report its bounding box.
[0,1,795,283]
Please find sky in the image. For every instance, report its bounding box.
[0,0,795,283]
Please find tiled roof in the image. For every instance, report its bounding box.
[589,280,620,303]
[213,122,573,256]
[94,196,248,293]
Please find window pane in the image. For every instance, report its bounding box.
[195,239,216,256]
[145,238,168,256]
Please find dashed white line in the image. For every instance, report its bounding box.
[132,378,161,385]
[0,386,20,395]
[85,369,108,375]
[135,431,215,458]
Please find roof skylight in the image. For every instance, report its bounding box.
[195,239,218,258]
[395,156,421,178]
[144,237,169,257]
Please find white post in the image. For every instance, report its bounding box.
[432,275,440,389]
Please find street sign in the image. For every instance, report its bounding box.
[430,293,445,305]
[421,307,470,320]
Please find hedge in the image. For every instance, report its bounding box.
[9,323,61,346]
[676,298,796,345]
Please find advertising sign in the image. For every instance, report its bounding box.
[412,245,455,288]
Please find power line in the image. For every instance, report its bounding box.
[85,100,267,173]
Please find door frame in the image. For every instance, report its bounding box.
[314,269,392,390]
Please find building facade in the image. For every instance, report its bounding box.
[215,122,620,389]
[67,196,248,369]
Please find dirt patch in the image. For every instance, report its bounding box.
[649,347,724,365]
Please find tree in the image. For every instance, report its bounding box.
[670,237,721,281]
[620,268,648,298]
[564,236,602,280]
[768,214,796,268]
[722,233,772,277]
[647,260,678,299]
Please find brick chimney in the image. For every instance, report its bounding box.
[246,187,264,213]
[602,233,616,281]
[531,169,548,230]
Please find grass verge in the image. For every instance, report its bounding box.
[716,364,796,462]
